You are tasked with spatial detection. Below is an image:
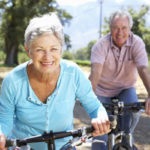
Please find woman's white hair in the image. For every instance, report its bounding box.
[109,10,133,29]
[24,12,64,49]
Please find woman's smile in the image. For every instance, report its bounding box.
[29,33,62,74]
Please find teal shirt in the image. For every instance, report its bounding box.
[0,59,104,150]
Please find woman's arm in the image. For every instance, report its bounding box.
[0,76,15,136]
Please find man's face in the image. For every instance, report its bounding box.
[111,16,130,48]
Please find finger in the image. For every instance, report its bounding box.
[91,119,101,136]
[98,121,111,134]
[0,135,6,149]
[145,100,150,115]
[148,101,150,115]
[91,120,110,136]
[97,121,104,134]
[102,120,110,132]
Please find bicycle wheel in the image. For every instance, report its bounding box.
[112,143,132,150]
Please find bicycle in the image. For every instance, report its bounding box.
[5,99,145,150]
[5,125,96,150]
[5,115,114,150]
[100,97,145,150]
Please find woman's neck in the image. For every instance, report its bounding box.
[27,64,60,83]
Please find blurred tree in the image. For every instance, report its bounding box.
[102,5,150,53]
[74,40,96,60]
[64,33,72,50]
[74,48,87,60]
[0,0,72,65]
[129,5,150,53]
[62,50,74,60]
[86,40,96,60]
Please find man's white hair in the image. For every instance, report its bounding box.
[109,10,133,29]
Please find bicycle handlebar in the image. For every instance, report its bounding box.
[6,115,116,148]
[5,126,95,147]
[6,101,144,148]
[103,101,145,112]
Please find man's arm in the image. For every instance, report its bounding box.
[89,63,103,92]
[137,66,150,115]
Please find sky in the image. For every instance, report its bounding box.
[56,0,150,50]
[57,0,97,6]
[57,0,150,6]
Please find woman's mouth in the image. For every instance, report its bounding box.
[41,62,54,66]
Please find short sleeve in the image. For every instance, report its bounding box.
[90,40,107,65]
[132,36,148,67]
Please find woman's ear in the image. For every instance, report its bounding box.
[24,45,31,58]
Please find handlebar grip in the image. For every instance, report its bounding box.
[5,139,16,147]
[109,115,117,129]
[85,115,116,134]
[85,126,94,134]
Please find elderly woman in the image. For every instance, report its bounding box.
[0,13,110,150]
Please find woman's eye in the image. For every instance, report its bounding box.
[51,48,57,51]
[36,49,43,52]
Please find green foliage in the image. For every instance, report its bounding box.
[0,0,72,65]
[128,5,150,53]
[129,5,149,37]
[0,50,30,64]
[74,40,96,60]
[73,60,90,67]
[18,52,30,64]
[62,50,74,60]
[0,51,6,62]
[74,48,87,60]
[86,40,96,60]
[64,34,72,50]
[102,5,150,53]
[102,17,110,36]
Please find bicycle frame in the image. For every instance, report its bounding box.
[104,97,145,150]
[6,100,145,150]
[108,130,133,150]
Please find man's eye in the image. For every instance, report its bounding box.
[112,27,117,30]
[122,27,127,30]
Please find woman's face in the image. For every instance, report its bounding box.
[29,33,62,74]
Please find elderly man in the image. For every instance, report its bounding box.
[89,10,150,150]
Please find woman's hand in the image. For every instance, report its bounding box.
[145,98,150,115]
[0,134,7,150]
[91,110,111,137]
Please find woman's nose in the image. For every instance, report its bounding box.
[43,51,53,58]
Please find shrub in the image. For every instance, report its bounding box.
[62,51,74,60]
[0,51,6,63]
[73,60,90,66]
[18,52,30,64]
